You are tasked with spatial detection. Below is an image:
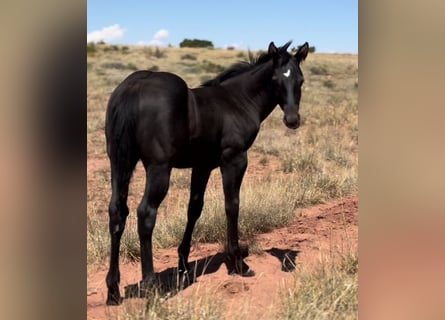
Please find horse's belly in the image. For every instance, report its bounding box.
[172,142,221,168]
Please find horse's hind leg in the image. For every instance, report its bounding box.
[137,164,171,288]
[178,167,212,275]
[106,162,137,305]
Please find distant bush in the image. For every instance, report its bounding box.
[127,63,138,71]
[180,38,214,48]
[181,53,197,60]
[236,52,246,59]
[292,45,316,53]
[310,65,329,75]
[148,65,159,72]
[101,62,138,70]
[154,47,166,58]
[323,79,335,89]
[103,45,119,52]
[201,60,225,73]
[87,43,96,55]
[101,62,126,70]
[146,47,166,59]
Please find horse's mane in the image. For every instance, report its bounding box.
[201,41,292,87]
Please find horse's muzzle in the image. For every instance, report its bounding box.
[283,114,300,129]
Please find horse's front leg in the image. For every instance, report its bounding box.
[220,151,255,276]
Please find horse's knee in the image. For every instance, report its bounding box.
[108,201,128,234]
[137,204,157,236]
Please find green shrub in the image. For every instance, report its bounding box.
[179,38,214,48]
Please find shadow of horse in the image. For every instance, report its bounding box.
[124,252,226,300]
[123,248,299,301]
[265,247,300,272]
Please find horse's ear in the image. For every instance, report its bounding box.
[295,42,309,63]
[268,42,280,67]
[281,41,292,53]
[268,42,278,55]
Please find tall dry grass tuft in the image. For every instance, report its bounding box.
[281,251,358,319]
[191,174,300,244]
[87,209,109,266]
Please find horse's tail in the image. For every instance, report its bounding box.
[105,83,139,190]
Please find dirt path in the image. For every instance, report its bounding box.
[87,194,358,319]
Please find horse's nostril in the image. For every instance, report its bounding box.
[283,115,300,129]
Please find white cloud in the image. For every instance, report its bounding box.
[153,29,169,41]
[87,24,126,43]
[137,29,169,46]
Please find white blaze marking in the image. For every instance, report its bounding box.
[283,69,291,77]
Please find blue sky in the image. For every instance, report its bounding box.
[87,1,357,53]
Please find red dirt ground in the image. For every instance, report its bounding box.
[87,194,358,319]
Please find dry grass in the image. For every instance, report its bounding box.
[281,251,358,320]
[87,45,357,318]
[107,284,223,320]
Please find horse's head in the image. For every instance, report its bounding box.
[269,41,309,129]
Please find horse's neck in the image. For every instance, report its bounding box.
[226,62,277,123]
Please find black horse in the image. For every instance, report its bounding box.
[104,41,309,305]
